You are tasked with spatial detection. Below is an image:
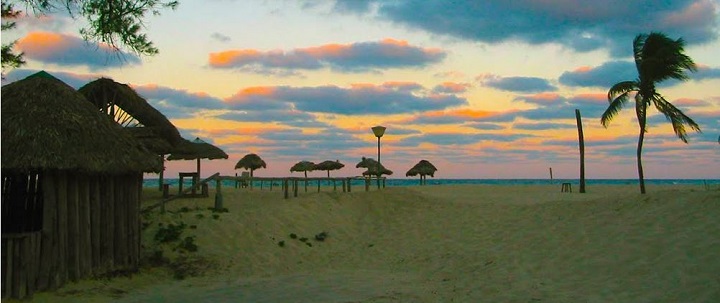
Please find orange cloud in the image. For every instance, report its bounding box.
[240,86,276,96]
[209,49,261,67]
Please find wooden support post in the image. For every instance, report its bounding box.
[347,178,352,192]
[215,178,223,210]
[56,171,68,286]
[283,179,289,199]
[294,179,298,197]
[317,179,321,192]
[575,109,586,193]
[67,175,80,281]
[365,178,369,192]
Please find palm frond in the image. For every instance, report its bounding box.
[652,94,702,143]
[602,81,638,127]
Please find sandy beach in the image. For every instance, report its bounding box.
[23,184,720,302]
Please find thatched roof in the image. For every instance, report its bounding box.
[167,137,229,161]
[356,157,378,168]
[315,160,345,172]
[290,161,316,173]
[125,127,174,155]
[235,153,267,171]
[78,77,183,152]
[406,160,438,177]
[1,71,162,173]
[362,164,393,176]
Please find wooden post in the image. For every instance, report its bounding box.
[317,179,321,192]
[549,167,553,182]
[294,179,298,197]
[347,178,351,192]
[66,174,80,281]
[78,175,91,278]
[365,177,369,192]
[215,178,223,210]
[56,171,68,286]
[102,176,115,272]
[37,172,56,290]
[89,178,101,276]
[114,177,128,270]
[283,179,289,199]
[128,174,140,270]
[158,154,165,191]
[575,109,586,193]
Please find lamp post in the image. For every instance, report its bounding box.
[371,125,386,189]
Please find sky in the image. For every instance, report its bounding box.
[2,0,719,179]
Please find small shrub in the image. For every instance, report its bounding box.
[289,233,297,239]
[212,214,220,220]
[195,213,204,219]
[176,236,198,252]
[314,232,328,241]
[154,222,187,243]
[299,237,308,242]
[278,240,285,247]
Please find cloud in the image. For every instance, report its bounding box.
[512,122,576,130]
[432,82,471,94]
[401,108,497,125]
[216,110,329,128]
[481,93,610,123]
[559,61,637,88]
[225,82,467,115]
[477,74,557,93]
[210,32,231,43]
[133,84,227,110]
[691,65,720,81]
[208,38,446,72]
[396,132,532,147]
[333,0,719,56]
[15,32,141,69]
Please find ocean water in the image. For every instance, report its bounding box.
[143,178,720,189]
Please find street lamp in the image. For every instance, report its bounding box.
[371,125,386,189]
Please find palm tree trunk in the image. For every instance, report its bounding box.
[304,171,308,192]
[636,102,647,194]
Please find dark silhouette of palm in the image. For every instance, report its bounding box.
[601,32,701,194]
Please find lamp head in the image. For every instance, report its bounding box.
[371,125,386,138]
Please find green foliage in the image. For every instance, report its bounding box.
[602,32,701,194]
[1,0,178,73]
[154,222,186,243]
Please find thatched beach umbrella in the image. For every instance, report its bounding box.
[1,70,162,173]
[167,137,229,178]
[406,160,438,185]
[290,161,315,192]
[314,160,345,177]
[290,161,316,178]
[235,153,267,177]
[362,163,394,177]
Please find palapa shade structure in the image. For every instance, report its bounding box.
[290,161,316,178]
[79,77,183,154]
[1,71,158,299]
[167,137,229,178]
[356,157,393,176]
[235,153,267,177]
[406,160,438,185]
[315,160,345,177]
[291,160,315,192]
[2,71,161,173]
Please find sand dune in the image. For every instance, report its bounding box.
[27,184,720,302]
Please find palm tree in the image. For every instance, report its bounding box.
[601,32,701,194]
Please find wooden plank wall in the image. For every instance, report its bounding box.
[1,171,143,300]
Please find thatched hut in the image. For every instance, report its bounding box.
[315,160,345,177]
[406,160,438,185]
[1,71,160,299]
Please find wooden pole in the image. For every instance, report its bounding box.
[66,174,80,281]
[549,167,553,182]
[283,179,289,199]
[575,109,586,193]
[158,154,164,191]
[215,178,223,210]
